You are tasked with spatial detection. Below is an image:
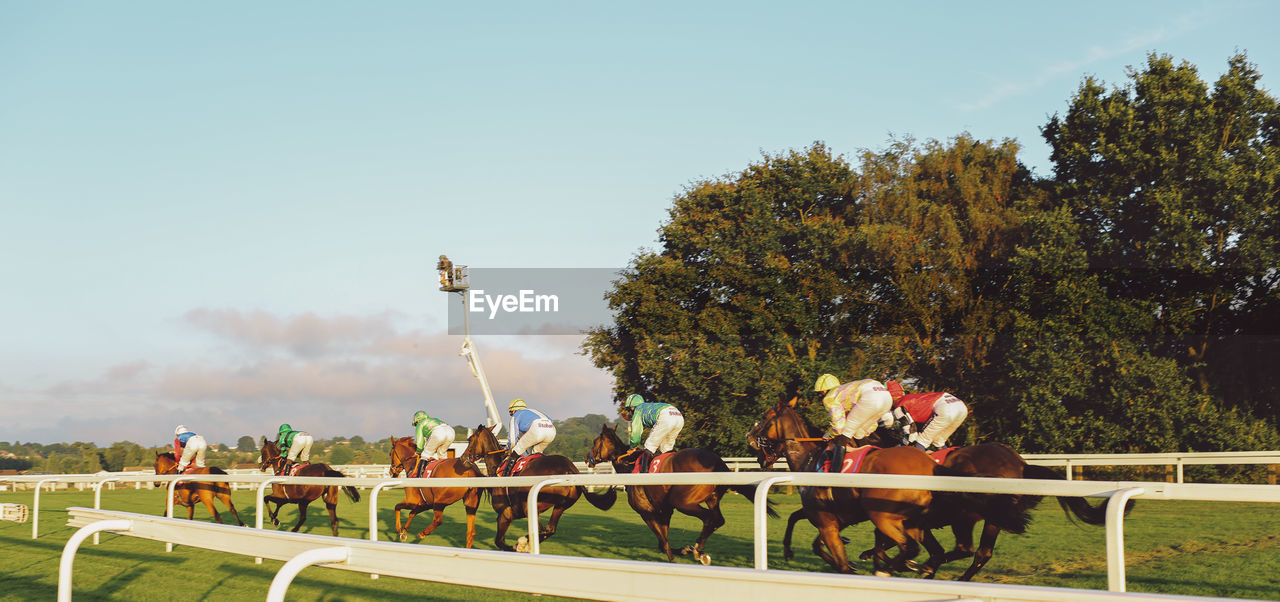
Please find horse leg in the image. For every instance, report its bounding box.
[910,525,946,579]
[493,506,517,552]
[292,501,309,533]
[219,491,246,526]
[677,501,724,565]
[539,503,570,542]
[815,521,854,573]
[197,490,223,523]
[782,508,807,561]
[395,502,421,541]
[326,500,340,537]
[945,516,979,563]
[464,489,479,549]
[417,505,446,539]
[958,521,1001,582]
[867,513,918,576]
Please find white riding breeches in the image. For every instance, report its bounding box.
[839,389,893,440]
[421,424,456,459]
[915,394,969,448]
[644,407,684,453]
[286,433,314,462]
[177,435,207,470]
[513,420,556,455]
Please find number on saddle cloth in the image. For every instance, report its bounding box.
[288,462,310,477]
[630,452,673,474]
[505,453,542,476]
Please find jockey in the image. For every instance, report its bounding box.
[619,393,684,470]
[172,425,207,473]
[276,424,314,474]
[412,410,455,461]
[881,381,969,451]
[814,374,894,470]
[501,398,556,475]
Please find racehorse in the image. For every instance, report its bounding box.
[461,424,615,551]
[747,397,995,576]
[586,424,778,565]
[387,435,482,546]
[258,437,361,536]
[892,441,1113,581]
[153,452,245,526]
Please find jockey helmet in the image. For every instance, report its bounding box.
[412,410,428,425]
[623,394,644,408]
[278,423,291,434]
[886,380,905,400]
[174,425,189,436]
[508,398,527,412]
[814,373,840,392]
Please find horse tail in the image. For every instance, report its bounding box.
[727,483,780,518]
[932,464,1033,535]
[1022,464,1122,526]
[579,485,617,511]
[324,468,362,503]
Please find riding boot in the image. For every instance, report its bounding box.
[499,452,517,476]
[282,460,294,475]
[826,440,845,472]
[637,449,654,473]
[913,442,928,452]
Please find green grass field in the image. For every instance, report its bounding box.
[2,487,1278,600]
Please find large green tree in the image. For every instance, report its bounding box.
[586,138,1037,453]
[1042,52,1280,423]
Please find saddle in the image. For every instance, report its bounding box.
[286,462,310,477]
[928,447,958,464]
[500,453,542,476]
[819,444,878,474]
[631,451,675,474]
[417,458,448,476]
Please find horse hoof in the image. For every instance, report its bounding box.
[874,570,891,578]
[516,536,530,553]
[905,559,920,572]
[398,532,407,542]
[699,553,712,566]
[859,550,874,561]
[679,545,694,556]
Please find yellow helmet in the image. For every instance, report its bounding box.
[814,374,840,392]
[508,398,527,411]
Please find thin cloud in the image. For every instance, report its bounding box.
[958,14,1199,111]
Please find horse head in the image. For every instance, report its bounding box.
[259,437,283,473]
[586,423,625,467]
[462,424,500,463]
[388,436,416,477]
[747,396,817,468]
[153,451,177,486]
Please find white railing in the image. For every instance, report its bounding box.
[61,506,1183,602]
[9,469,1279,597]
[1020,451,1280,483]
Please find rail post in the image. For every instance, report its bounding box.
[31,477,62,539]
[367,479,403,580]
[58,519,132,602]
[527,477,566,555]
[266,546,350,602]
[255,477,286,564]
[91,477,120,544]
[1105,487,1144,592]
[753,475,792,570]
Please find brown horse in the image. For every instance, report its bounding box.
[747,397,965,576]
[258,437,361,536]
[387,435,481,546]
[153,452,245,526]
[586,424,778,565]
[887,441,1113,581]
[461,424,615,551]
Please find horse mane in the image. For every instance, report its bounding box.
[157,451,176,461]
[775,403,822,439]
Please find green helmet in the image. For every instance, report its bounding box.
[623,394,645,408]
[278,423,292,434]
[412,410,428,425]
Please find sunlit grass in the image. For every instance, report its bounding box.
[2,487,1277,599]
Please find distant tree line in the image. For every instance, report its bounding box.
[0,415,628,474]
[585,53,1280,455]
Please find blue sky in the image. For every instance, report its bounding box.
[2,1,1277,446]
